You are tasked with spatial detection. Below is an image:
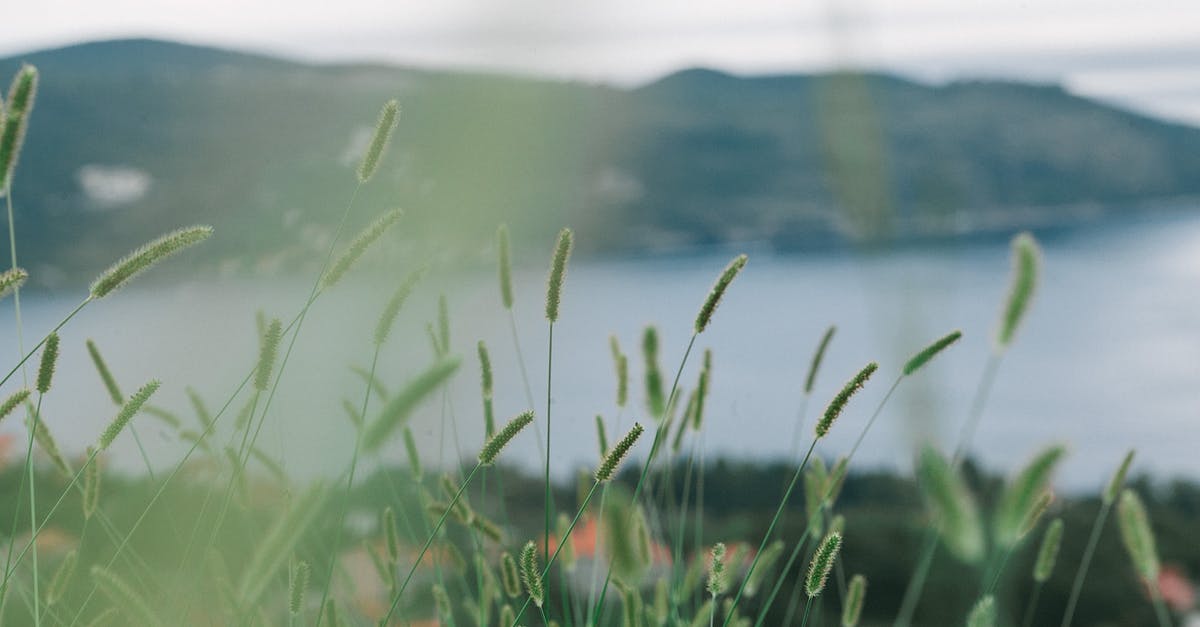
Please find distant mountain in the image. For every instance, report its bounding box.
[3,39,1200,285]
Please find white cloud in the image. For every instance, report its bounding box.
[77,164,153,209]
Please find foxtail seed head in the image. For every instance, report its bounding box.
[477,341,493,399]
[595,422,644,482]
[357,99,399,183]
[1033,518,1063,583]
[806,531,843,597]
[320,209,403,290]
[83,446,101,519]
[383,507,399,562]
[1117,489,1160,583]
[994,445,1066,548]
[479,410,533,465]
[363,356,460,453]
[497,224,514,309]
[1104,449,1135,505]
[92,565,162,626]
[0,268,27,300]
[438,294,450,351]
[255,318,282,392]
[99,380,161,450]
[46,549,77,607]
[0,65,37,196]
[642,326,665,417]
[695,254,747,334]
[500,552,521,598]
[36,332,59,394]
[288,560,310,615]
[805,325,836,394]
[902,330,962,376]
[90,226,213,298]
[1017,491,1055,541]
[519,540,545,607]
[707,543,728,597]
[917,446,985,564]
[996,232,1041,350]
[842,575,867,627]
[86,339,124,404]
[966,595,996,627]
[816,362,878,438]
[595,414,609,457]
[545,227,573,322]
[0,388,29,421]
[374,267,425,346]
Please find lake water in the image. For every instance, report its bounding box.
[2,211,1198,494]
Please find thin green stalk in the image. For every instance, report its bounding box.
[590,333,697,625]
[1021,582,1044,627]
[0,299,91,391]
[893,354,1002,627]
[27,392,45,627]
[1058,502,1112,627]
[508,310,545,457]
[545,321,554,584]
[1152,594,1173,627]
[312,346,381,627]
[722,440,819,626]
[379,463,482,625]
[167,184,366,619]
[798,596,814,627]
[510,481,601,625]
[755,376,903,626]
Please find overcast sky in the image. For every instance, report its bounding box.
[3,0,1199,123]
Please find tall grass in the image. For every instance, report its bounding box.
[0,64,1186,627]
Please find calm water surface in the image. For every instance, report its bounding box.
[2,212,1198,493]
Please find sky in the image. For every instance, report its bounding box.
[2,0,1199,124]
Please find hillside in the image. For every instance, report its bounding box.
[3,39,1200,284]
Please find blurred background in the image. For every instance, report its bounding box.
[2,2,1199,625]
[1,0,1196,486]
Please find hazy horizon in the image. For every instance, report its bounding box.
[4,1,1200,125]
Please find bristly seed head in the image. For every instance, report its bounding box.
[519,540,545,607]
[36,332,59,394]
[254,318,282,392]
[842,574,867,627]
[89,226,213,299]
[902,330,962,376]
[320,209,403,290]
[497,224,514,310]
[0,65,38,196]
[806,531,843,597]
[362,356,461,453]
[374,267,426,346]
[595,422,644,482]
[1117,489,1161,584]
[707,542,728,597]
[804,325,836,395]
[99,379,161,450]
[1033,518,1063,583]
[86,339,125,405]
[500,552,521,598]
[479,410,534,465]
[0,268,28,300]
[695,254,748,334]
[357,99,400,183]
[816,362,878,438]
[0,388,30,422]
[1104,449,1135,505]
[995,232,1041,350]
[545,227,573,322]
[966,595,996,627]
[288,560,310,615]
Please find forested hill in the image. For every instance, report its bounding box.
[3,39,1200,285]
